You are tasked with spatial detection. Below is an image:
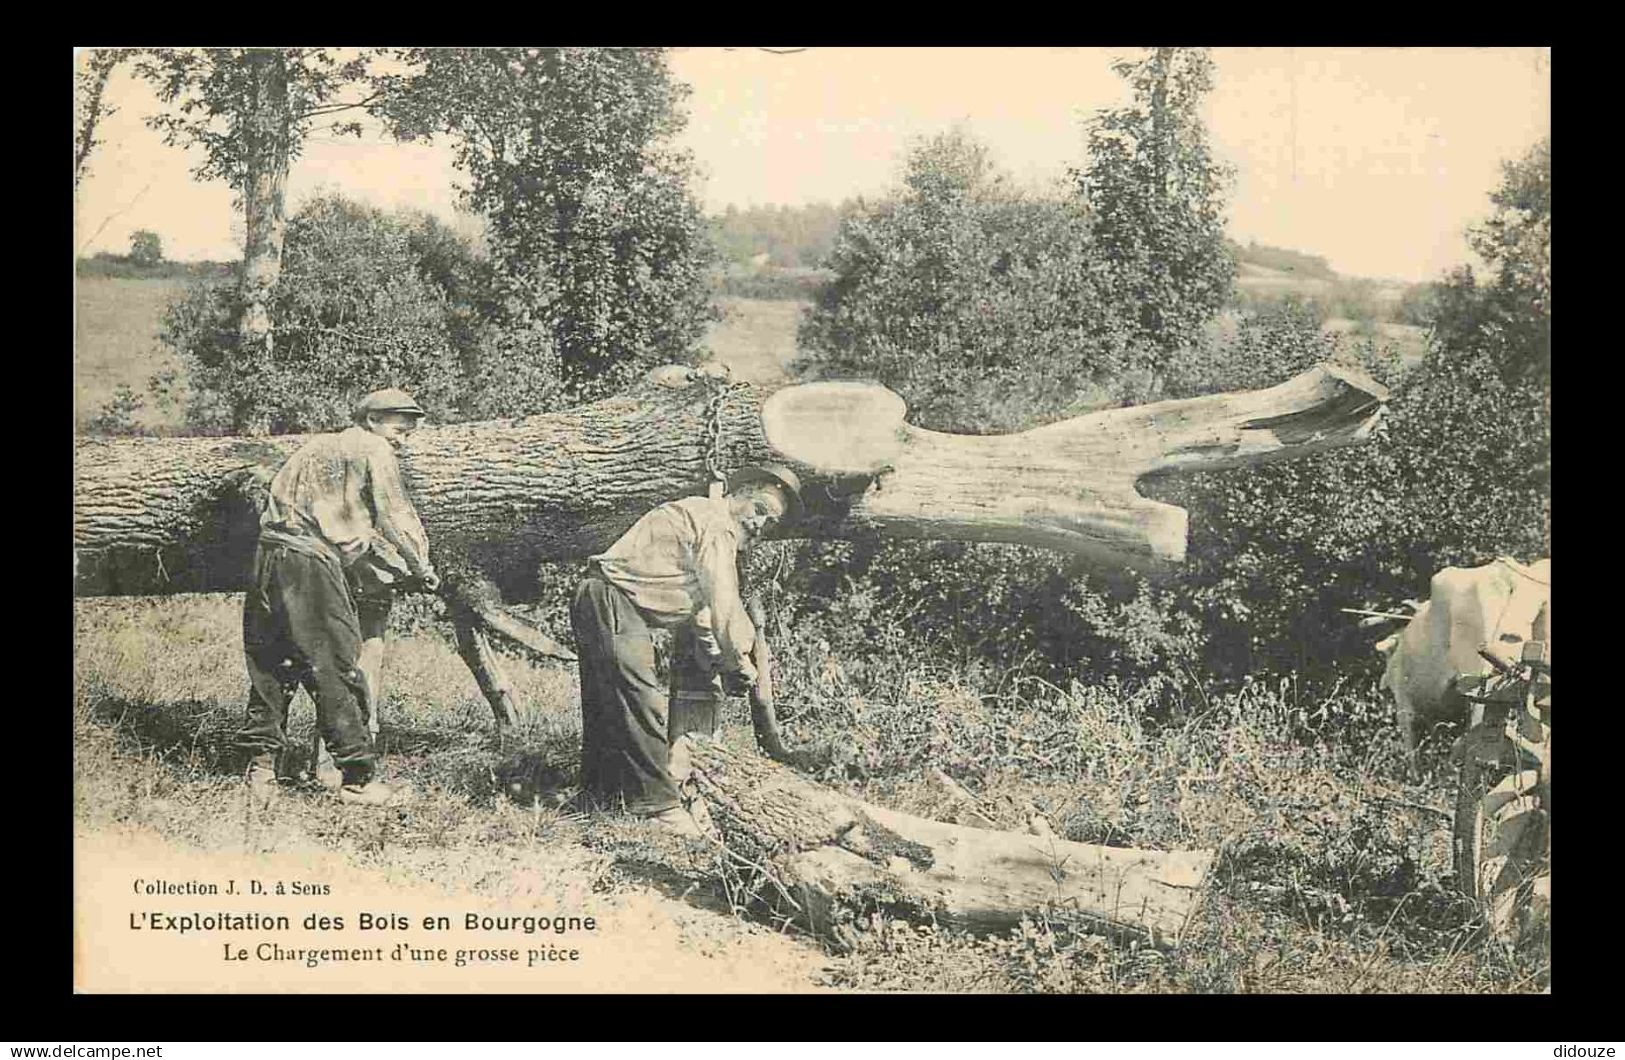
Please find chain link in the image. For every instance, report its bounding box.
[701,377,750,485]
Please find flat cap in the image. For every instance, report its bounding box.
[354,388,426,418]
[726,463,804,521]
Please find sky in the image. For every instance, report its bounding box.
[74,47,1550,283]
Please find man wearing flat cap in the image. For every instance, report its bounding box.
[573,464,803,835]
[239,387,440,806]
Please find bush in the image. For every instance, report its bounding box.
[1393,282,1440,327]
[379,48,718,406]
[797,130,1148,434]
[790,135,1549,697]
[1150,290,1545,683]
[160,194,565,433]
[84,384,149,436]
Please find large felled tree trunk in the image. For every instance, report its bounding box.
[73,362,1387,599]
[74,363,1385,942]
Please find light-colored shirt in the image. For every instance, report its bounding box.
[591,495,755,671]
[261,425,433,579]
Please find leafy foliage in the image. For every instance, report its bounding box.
[1393,282,1440,327]
[798,50,1235,432]
[133,49,377,198]
[711,201,860,268]
[1441,137,1551,386]
[85,384,149,437]
[797,129,1138,433]
[1077,48,1236,375]
[74,49,125,189]
[375,47,717,404]
[160,195,518,433]
[710,266,833,302]
[792,111,1547,697]
[131,48,386,433]
[128,230,164,266]
[1146,138,1551,680]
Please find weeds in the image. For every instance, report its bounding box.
[73,594,1547,992]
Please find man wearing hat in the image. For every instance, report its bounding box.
[239,388,441,806]
[572,464,802,835]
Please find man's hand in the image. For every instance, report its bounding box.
[723,659,758,695]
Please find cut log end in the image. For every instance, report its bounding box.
[73,362,1389,597]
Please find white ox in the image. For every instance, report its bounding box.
[1376,557,1550,758]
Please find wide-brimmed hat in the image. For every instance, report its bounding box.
[354,388,426,419]
[726,463,804,521]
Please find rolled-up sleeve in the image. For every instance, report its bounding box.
[366,446,433,578]
[695,529,754,671]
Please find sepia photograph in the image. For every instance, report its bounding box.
[72,46,1551,995]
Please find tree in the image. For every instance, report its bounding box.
[74,49,125,189]
[798,129,1131,433]
[1077,48,1235,386]
[161,195,486,434]
[128,229,163,266]
[1436,136,1551,386]
[132,49,381,433]
[1149,137,1551,681]
[375,47,717,405]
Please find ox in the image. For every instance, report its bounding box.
[1376,557,1550,762]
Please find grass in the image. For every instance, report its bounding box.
[73,275,189,431]
[73,595,837,992]
[71,275,1538,991]
[702,296,805,385]
[1323,317,1430,366]
[74,594,1549,993]
[72,279,809,431]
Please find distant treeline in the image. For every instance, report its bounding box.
[707,203,1434,323]
[78,215,1433,325]
[76,253,232,281]
[1226,239,1337,279]
[709,266,833,301]
[708,201,860,269]
[708,202,1348,279]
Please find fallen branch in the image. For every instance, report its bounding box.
[680,736,1214,949]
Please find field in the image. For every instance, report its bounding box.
[73,275,189,430]
[72,267,1428,432]
[703,297,807,384]
[74,275,1546,993]
[73,591,1547,992]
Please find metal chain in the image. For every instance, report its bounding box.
[702,377,750,485]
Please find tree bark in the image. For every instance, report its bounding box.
[74,50,123,190]
[73,362,1387,599]
[235,49,293,436]
[680,736,1213,948]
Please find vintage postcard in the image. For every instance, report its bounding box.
[73,46,1551,994]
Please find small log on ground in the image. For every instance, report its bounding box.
[680,737,1213,949]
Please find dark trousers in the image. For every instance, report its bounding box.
[239,540,376,783]
[571,575,681,815]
